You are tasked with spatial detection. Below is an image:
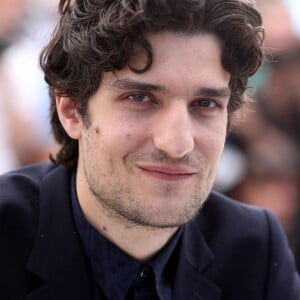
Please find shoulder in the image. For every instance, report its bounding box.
[0,163,72,273]
[203,190,272,228]
[193,191,300,297]
[0,162,68,229]
[198,190,284,246]
[0,162,57,205]
[0,161,57,182]
[0,163,72,294]
[192,190,294,271]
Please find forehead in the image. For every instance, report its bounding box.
[103,31,230,93]
[149,32,226,75]
[147,31,223,60]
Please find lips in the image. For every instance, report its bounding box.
[138,165,196,181]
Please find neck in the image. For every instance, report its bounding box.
[76,171,178,262]
[90,211,178,262]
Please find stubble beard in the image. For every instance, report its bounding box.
[83,147,215,230]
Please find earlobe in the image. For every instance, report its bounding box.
[56,96,82,139]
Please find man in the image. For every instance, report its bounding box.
[0,0,299,299]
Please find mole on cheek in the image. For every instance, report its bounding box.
[126,133,131,139]
[95,127,100,134]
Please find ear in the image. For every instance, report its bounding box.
[56,96,82,139]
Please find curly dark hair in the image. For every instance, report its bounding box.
[40,0,265,168]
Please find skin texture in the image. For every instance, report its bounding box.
[57,32,230,260]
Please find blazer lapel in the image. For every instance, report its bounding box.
[24,262,92,300]
[173,218,221,300]
[25,166,92,300]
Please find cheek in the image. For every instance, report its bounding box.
[92,120,148,159]
[207,137,225,165]
[210,121,227,156]
[196,124,227,160]
[105,114,150,145]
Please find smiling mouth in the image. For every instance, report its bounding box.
[139,166,196,181]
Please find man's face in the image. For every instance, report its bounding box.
[78,32,230,228]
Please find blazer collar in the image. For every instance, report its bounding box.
[173,215,221,300]
[26,166,92,299]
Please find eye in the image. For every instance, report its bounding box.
[120,92,157,111]
[194,99,218,108]
[127,93,151,103]
[190,98,226,117]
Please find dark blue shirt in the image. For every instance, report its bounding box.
[71,173,182,300]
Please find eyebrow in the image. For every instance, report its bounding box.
[109,78,231,99]
[110,78,167,93]
[194,87,231,99]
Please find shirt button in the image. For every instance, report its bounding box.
[139,266,151,278]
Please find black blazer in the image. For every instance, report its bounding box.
[0,163,299,300]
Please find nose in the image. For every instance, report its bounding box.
[152,103,194,158]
